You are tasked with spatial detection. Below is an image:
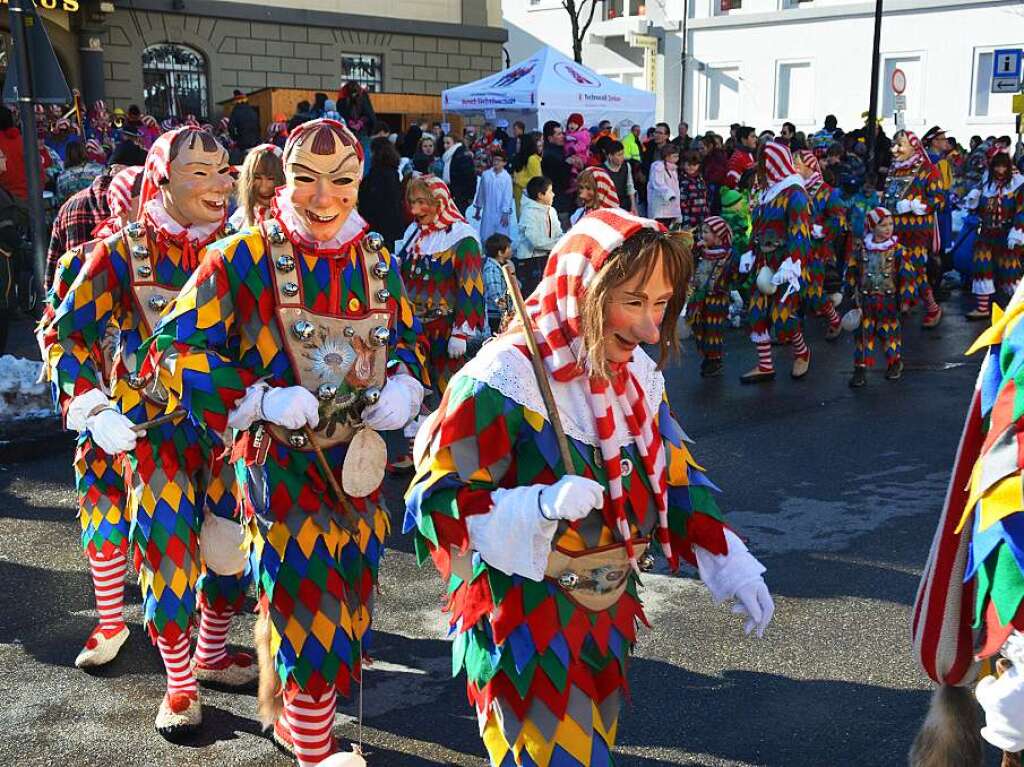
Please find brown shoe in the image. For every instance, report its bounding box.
[740,367,775,384]
[849,366,867,388]
[922,306,943,328]
[965,308,990,322]
[885,360,904,381]
[791,354,810,379]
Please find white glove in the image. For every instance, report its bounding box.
[895,199,913,215]
[811,224,824,240]
[86,407,138,454]
[1009,228,1024,249]
[772,257,802,300]
[964,188,981,210]
[66,388,111,433]
[360,374,425,432]
[977,666,1024,752]
[738,250,755,274]
[539,475,605,522]
[731,578,775,638]
[260,386,319,430]
[911,199,929,216]
[447,334,467,359]
[227,381,269,431]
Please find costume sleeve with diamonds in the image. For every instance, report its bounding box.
[140,237,257,435]
[785,187,812,265]
[44,236,128,418]
[952,299,1024,658]
[897,243,916,296]
[846,241,861,291]
[381,245,428,386]
[824,186,846,241]
[909,165,943,215]
[453,236,486,334]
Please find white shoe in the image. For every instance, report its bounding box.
[319,750,367,767]
[75,625,129,669]
[155,691,202,740]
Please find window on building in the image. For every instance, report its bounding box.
[719,0,741,12]
[341,54,383,93]
[972,49,1014,119]
[705,65,740,123]
[605,0,643,18]
[142,43,209,122]
[775,61,813,122]
[880,55,922,122]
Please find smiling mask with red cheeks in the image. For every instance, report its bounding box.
[161,138,233,227]
[285,129,362,242]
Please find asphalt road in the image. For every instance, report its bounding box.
[0,295,1003,766]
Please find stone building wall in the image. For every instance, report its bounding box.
[100,9,503,118]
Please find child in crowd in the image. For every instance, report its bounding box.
[847,207,914,387]
[516,175,563,297]
[483,233,514,335]
[679,150,710,231]
[648,143,681,228]
[473,148,514,242]
[687,216,735,378]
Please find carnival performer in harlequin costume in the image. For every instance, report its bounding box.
[570,166,621,226]
[229,143,286,230]
[909,281,1024,767]
[406,208,774,767]
[737,143,812,384]
[964,149,1024,321]
[846,208,915,388]
[36,165,144,670]
[686,215,734,378]
[142,119,427,766]
[45,127,257,738]
[883,130,943,328]
[396,175,485,396]
[794,149,845,340]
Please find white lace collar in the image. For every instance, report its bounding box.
[759,173,804,206]
[144,197,224,244]
[458,335,667,449]
[983,173,1024,198]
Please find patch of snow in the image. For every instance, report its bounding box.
[0,355,53,421]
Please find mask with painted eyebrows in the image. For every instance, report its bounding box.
[286,130,362,242]
[162,139,233,227]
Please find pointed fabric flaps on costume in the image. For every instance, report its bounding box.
[515,207,677,569]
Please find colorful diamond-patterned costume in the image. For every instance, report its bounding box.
[143,208,426,702]
[45,210,251,645]
[686,217,735,365]
[802,179,845,315]
[406,209,771,766]
[970,171,1024,302]
[396,176,485,395]
[748,167,811,345]
[882,133,943,310]
[846,230,914,369]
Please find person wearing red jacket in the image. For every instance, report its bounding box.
[0,108,44,201]
[725,127,757,189]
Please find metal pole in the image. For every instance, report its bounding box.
[864,0,884,181]
[679,0,689,127]
[8,0,48,302]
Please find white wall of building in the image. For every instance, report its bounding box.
[504,0,1024,140]
[684,0,1023,140]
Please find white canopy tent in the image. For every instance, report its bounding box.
[441,46,656,131]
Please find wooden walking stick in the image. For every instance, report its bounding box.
[997,658,1022,767]
[302,424,359,534]
[131,408,186,434]
[501,263,575,476]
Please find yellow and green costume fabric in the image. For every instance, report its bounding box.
[144,221,426,698]
[404,358,730,766]
[45,221,250,644]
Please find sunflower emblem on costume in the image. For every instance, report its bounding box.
[303,330,357,386]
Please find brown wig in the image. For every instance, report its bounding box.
[579,228,694,380]
[168,128,220,162]
[284,119,363,164]
[236,147,285,227]
[405,175,442,211]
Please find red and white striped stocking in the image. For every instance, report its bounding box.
[756,342,774,373]
[975,293,991,313]
[193,606,232,666]
[286,689,337,766]
[821,302,840,329]
[156,634,198,696]
[792,332,810,360]
[88,551,127,631]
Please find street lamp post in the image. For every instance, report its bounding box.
[865,0,884,181]
[8,0,49,299]
[679,0,689,126]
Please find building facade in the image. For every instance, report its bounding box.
[3,0,506,124]
[504,0,1023,141]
